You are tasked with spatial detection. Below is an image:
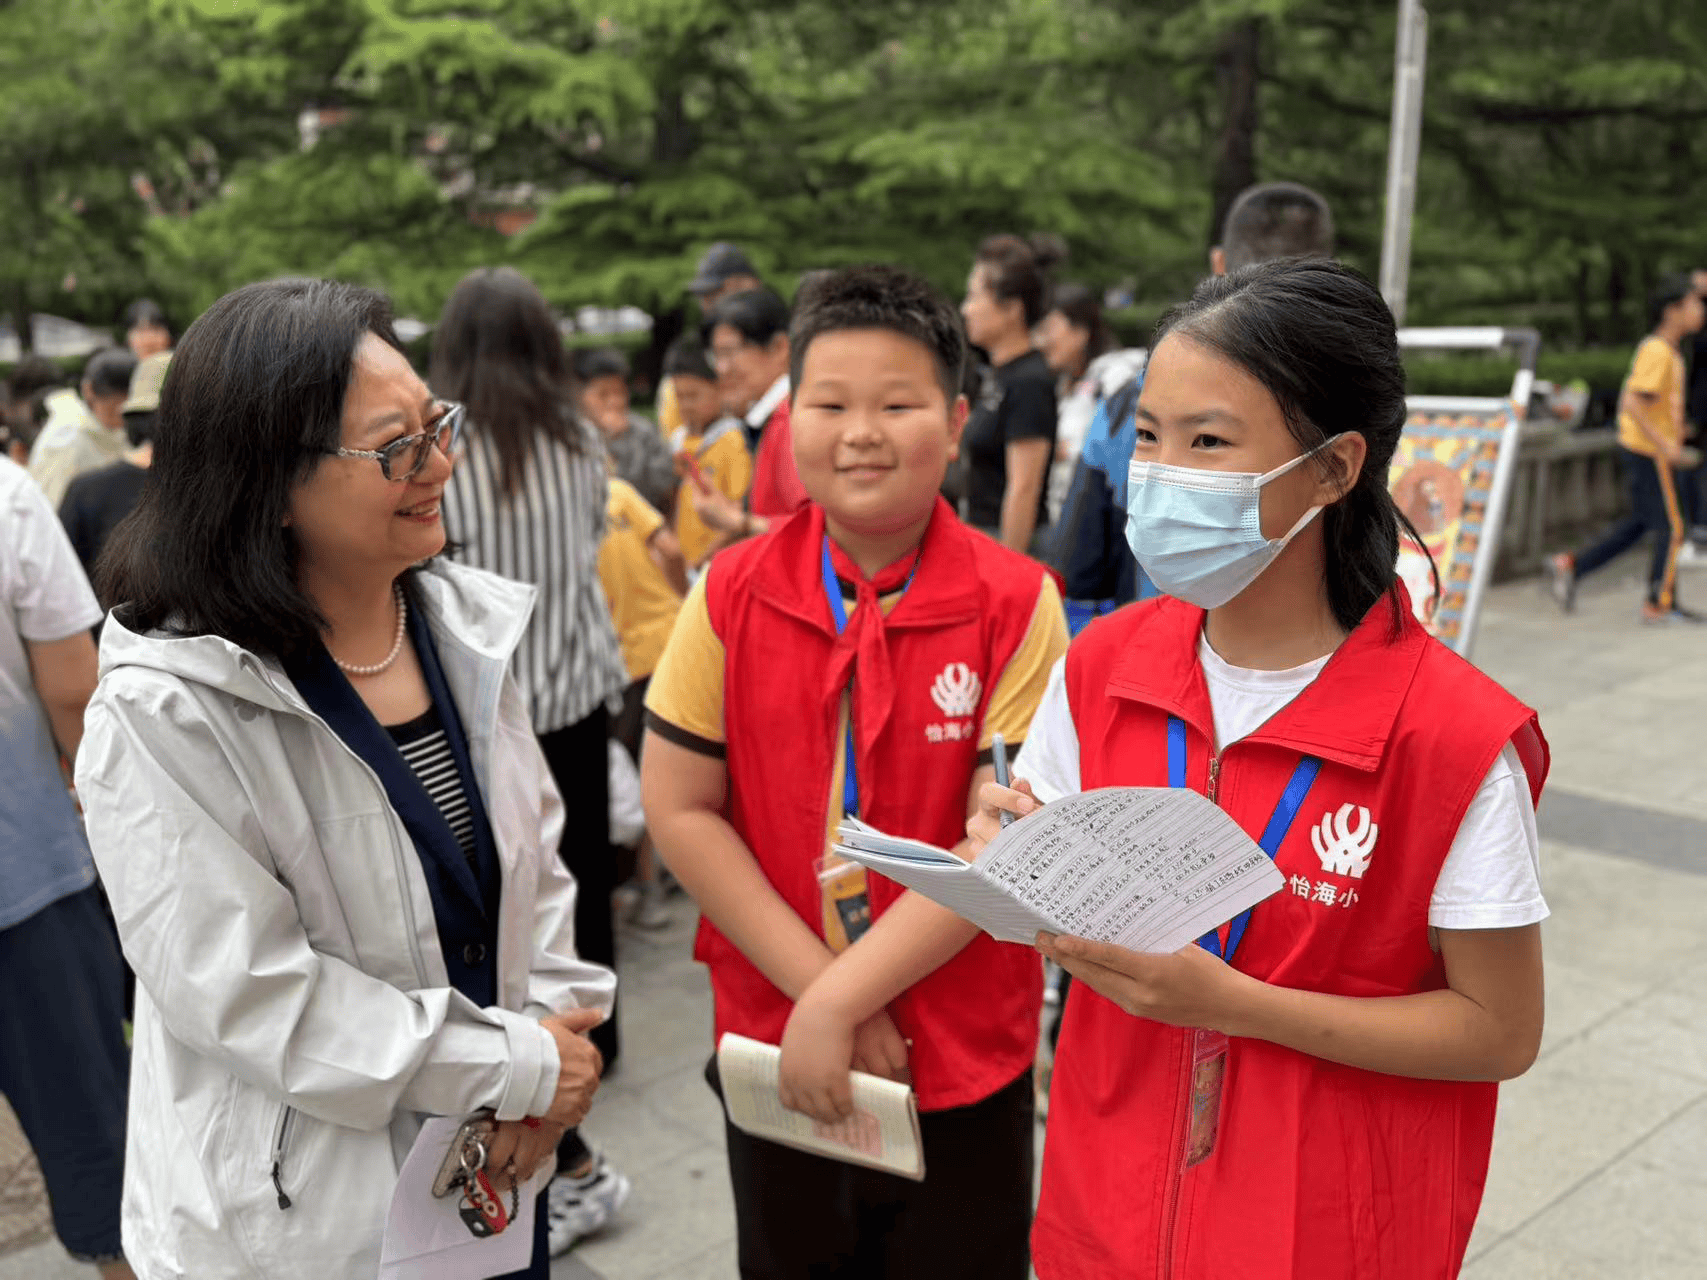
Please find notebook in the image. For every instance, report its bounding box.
[716,1033,925,1181]
[834,787,1282,953]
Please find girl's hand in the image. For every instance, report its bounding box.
[965,778,1041,857]
[1038,932,1250,1032]
[778,998,909,1125]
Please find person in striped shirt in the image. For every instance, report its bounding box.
[433,267,635,1257]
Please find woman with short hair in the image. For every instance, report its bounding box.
[81,277,613,1279]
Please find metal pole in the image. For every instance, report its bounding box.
[1379,0,1428,324]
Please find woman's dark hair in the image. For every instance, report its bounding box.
[123,298,174,341]
[974,233,1065,326]
[98,278,406,658]
[83,347,138,399]
[7,354,63,402]
[1153,258,1436,634]
[706,288,791,349]
[573,347,630,384]
[662,336,716,382]
[430,267,581,497]
[1048,283,1112,374]
[1648,273,1699,329]
[788,264,967,405]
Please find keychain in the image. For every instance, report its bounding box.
[1183,1028,1228,1167]
[433,1115,520,1239]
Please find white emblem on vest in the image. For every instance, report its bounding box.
[1311,804,1378,878]
[929,662,982,718]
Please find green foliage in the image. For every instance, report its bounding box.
[1,0,1703,366]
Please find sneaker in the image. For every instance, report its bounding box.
[546,1154,631,1257]
[1640,602,1706,626]
[625,880,672,931]
[1548,554,1577,613]
[1678,541,1706,568]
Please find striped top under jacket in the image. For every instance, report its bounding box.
[441,415,627,735]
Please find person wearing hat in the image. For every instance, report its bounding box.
[59,351,169,582]
[658,243,766,436]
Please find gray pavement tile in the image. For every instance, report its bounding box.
[0,1240,90,1280]
[1578,986,1707,1083]
[581,1079,717,1181]
[1536,957,1647,1061]
[639,1062,732,1150]
[1619,1095,1707,1187]
[1474,1038,1707,1236]
[1515,1159,1707,1271]
[1540,790,1707,875]
[569,1142,736,1280]
[605,980,716,1091]
[1461,1235,1702,1280]
[1533,846,1707,988]
[643,1239,738,1280]
[551,1253,605,1280]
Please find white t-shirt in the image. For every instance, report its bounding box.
[1015,643,1547,931]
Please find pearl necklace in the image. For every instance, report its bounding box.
[332,584,407,677]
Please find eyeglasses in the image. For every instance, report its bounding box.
[324,401,464,482]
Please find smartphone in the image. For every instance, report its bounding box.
[677,450,713,495]
[431,1112,496,1199]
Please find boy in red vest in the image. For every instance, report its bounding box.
[642,265,1067,1280]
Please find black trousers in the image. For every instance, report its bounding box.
[537,705,618,1174]
[1575,447,1686,607]
[0,885,129,1262]
[715,1063,1035,1280]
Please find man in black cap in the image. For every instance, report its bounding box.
[660,243,767,434]
[687,242,763,306]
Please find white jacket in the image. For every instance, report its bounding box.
[75,559,617,1279]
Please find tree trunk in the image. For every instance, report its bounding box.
[1207,18,1263,251]
[1573,258,1593,347]
[1607,252,1628,343]
[636,82,694,393]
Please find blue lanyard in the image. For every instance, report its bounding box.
[821,538,918,818]
[1167,716,1320,964]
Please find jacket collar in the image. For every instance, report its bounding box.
[745,374,790,430]
[1105,586,1428,772]
[748,497,982,637]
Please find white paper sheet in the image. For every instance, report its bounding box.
[379,1115,552,1280]
[717,1033,925,1180]
[835,787,1283,953]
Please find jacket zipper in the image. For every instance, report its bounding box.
[270,1105,298,1209]
[1159,749,1221,1277]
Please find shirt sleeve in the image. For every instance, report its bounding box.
[642,571,727,756]
[1011,656,1080,804]
[7,473,102,641]
[621,480,664,544]
[1626,338,1674,397]
[1428,743,1547,930]
[979,574,1069,755]
[1000,373,1059,444]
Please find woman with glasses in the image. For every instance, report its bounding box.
[79,278,614,1279]
[431,266,636,1258]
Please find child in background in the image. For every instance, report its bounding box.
[972,260,1549,1280]
[597,476,688,929]
[577,348,678,514]
[642,266,1067,1280]
[664,337,753,568]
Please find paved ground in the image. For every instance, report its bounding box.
[5,551,1704,1279]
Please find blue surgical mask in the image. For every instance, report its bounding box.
[1125,437,1342,609]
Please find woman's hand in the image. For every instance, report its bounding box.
[965,778,1042,858]
[1038,933,1250,1031]
[778,996,909,1126]
[483,1117,566,1193]
[541,1008,605,1130]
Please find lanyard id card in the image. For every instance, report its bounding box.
[1183,1028,1228,1168]
[817,851,872,952]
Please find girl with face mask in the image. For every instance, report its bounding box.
[965,260,1552,1280]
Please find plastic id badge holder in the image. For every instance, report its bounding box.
[1183,1028,1228,1168]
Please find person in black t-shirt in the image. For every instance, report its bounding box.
[960,234,1061,553]
[60,352,168,586]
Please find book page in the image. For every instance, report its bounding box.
[972,788,1283,953]
[716,1034,924,1181]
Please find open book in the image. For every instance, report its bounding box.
[834,787,1282,953]
[716,1033,924,1181]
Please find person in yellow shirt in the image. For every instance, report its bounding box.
[1552,274,1704,624]
[599,477,688,927]
[664,337,753,568]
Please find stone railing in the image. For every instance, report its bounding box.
[1495,425,1626,578]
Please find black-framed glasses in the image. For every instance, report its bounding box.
[325,401,464,482]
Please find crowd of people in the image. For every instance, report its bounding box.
[0,175,1693,1280]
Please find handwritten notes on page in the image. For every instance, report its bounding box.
[834,788,1282,953]
[717,1034,924,1181]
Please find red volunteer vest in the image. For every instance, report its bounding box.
[698,498,1047,1110]
[748,397,809,519]
[1033,591,1548,1280]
